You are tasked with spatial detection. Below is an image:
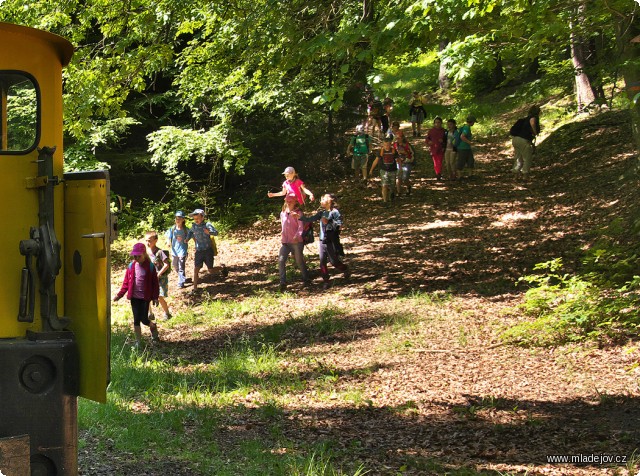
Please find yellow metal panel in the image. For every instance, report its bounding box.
[64,172,111,403]
[0,24,71,337]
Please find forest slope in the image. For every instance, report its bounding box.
[103,110,640,476]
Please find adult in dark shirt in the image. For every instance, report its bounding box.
[511,105,541,182]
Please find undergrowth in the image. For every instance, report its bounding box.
[502,215,640,347]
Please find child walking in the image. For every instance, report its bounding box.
[145,230,172,320]
[409,91,427,137]
[456,115,477,180]
[346,124,371,183]
[302,194,350,290]
[267,166,314,206]
[278,194,310,292]
[394,133,415,196]
[443,119,460,181]
[425,116,446,181]
[187,209,227,292]
[113,242,160,348]
[166,210,190,289]
[369,137,399,204]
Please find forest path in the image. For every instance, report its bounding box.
[148,112,640,475]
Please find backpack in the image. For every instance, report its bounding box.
[153,249,171,273]
[352,134,370,155]
[510,117,528,136]
[302,222,315,245]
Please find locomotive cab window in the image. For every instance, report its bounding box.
[0,72,39,153]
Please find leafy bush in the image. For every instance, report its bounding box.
[502,258,640,346]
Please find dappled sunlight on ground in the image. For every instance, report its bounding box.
[102,111,640,476]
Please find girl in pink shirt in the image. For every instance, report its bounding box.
[277,194,309,292]
[268,166,314,206]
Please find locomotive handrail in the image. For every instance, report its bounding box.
[81,233,106,239]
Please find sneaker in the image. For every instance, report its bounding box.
[163,312,172,321]
[148,312,156,321]
[221,265,229,278]
[151,332,160,343]
[178,283,185,289]
[322,281,331,290]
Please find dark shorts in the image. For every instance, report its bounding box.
[456,148,474,170]
[131,298,151,327]
[194,247,214,269]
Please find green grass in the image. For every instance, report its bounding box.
[80,325,368,475]
[90,289,477,474]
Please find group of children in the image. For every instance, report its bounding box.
[268,166,350,292]
[115,109,482,347]
[347,122,417,204]
[114,208,227,347]
[116,166,354,347]
[348,100,479,205]
[425,115,477,182]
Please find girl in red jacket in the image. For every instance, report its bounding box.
[114,242,160,347]
[425,116,446,181]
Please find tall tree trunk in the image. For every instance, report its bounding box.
[438,40,450,91]
[570,4,597,112]
[527,57,540,79]
[490,54,505,90]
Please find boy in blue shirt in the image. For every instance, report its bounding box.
[187,209,228,291]
[165,210,190,289]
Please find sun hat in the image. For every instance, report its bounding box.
[282,166,295,175]
[175,210,185,218]
[189,208,205,216]
[130,242,146,256]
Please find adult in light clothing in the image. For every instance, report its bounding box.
[511,105,541,181]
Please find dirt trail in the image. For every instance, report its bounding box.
[105,111,640,475]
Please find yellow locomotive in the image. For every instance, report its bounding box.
[0,23,110,475]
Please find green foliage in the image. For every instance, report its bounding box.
[502,258,640,347]
[581,217,640,287]
[147,125,251,177]
[6,81,37,151]
[2,0,639,232]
